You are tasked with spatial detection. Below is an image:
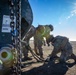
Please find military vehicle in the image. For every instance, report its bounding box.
[0,0,33,75]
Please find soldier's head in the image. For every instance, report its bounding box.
[46,35,54,44]
[48,24,54,31]
[50,35,54,40]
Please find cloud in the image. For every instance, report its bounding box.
[66,16,70,19]
[58,1,76,25]
[71,10,76,15]
[71,14,74,16]
[66,13,74,20]
[71,2,76,14]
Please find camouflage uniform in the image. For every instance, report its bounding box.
[46,35,76,62]
[34,32,44,58]
[22,25,36,60]
[34,25,53,58]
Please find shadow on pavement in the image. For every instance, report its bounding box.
[22,59,76,75]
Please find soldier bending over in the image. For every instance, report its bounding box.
[46,35,76,63]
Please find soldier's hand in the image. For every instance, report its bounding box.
[48,43,50,46]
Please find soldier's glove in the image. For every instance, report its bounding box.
[47,43,50,46]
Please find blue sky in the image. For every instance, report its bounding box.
[29,0,76,41]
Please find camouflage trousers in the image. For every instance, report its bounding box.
[34,36,44,58]
[50,42,76,62]
[22,40,29,58]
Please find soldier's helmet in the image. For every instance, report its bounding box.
[48,24,54,31]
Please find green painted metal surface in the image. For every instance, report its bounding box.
[0,0,33,48]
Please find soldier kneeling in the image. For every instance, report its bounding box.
[46,35,76,63]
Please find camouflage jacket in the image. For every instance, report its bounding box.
[52,36,69,50]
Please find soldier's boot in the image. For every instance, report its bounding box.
[71,53,76,63]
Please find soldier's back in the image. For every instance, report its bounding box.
[53,36,69,50]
